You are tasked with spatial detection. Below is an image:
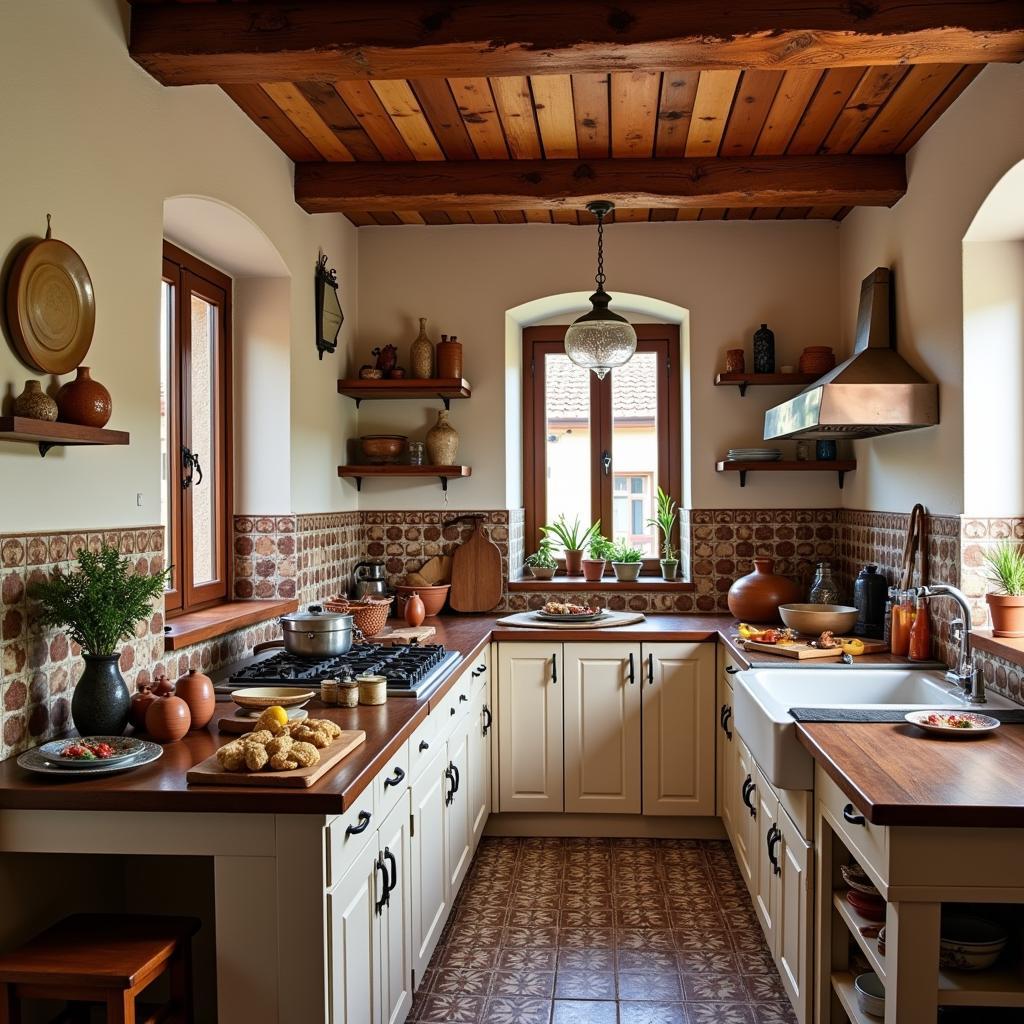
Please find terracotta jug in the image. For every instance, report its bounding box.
[727,557,802,623]
[175,668,215,730]
[425,410,459,465]
[436,334,463,378]
[56,366,112,428]
[13,380,57,421]
[129,682,157,731]
[404,591,426,628]
[145,691,192,742]
[152,673,174,696]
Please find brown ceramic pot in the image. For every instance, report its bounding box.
[128,682,157,731]
[563,549,584,577]
[56,366,111,427]
[145,691,192,742]
[13,380,58,421]
[436,336,463,378]
[986,594,1024,638]
[425,410,459,465]
[404,591,426,627]
[175,668,216,730]
[727,557,802,623]
[582,558,606,582]
[152,673,174,696]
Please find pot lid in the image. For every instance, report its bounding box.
[280,605,353,631]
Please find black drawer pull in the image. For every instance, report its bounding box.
[450,707,456,716]
[383,766,406,789]
[843,803,866,827]
[647,652,654,686]
[374,855,389,915]
[450,763,460,796]
[419,740,430,752]
[482,704,492,736]
[345,810,371,836]
[628,652,635,685]
[726,665,740,675]
[459,693,469,703]
[741,774,756,815]
[551,654,558,685]
[476,662,486,672]
[766,825,782,876]
[722,707,733,739]
[384,847,398,895]
[444,764,455,806]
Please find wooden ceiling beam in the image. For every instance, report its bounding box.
[129,2,1024,85]
[294,154,906,213]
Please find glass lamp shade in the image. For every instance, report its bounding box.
[564,289,637,379]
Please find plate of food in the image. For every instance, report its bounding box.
[18,739,163,777]
[37,736,147,767]
[904,710,1000,737]
[231,687,316,711]
[534,601,605,622]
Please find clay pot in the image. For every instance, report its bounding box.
[986,594,1024,638]
[529,565,556,580]
[582,558,606,582]
[563,549,584,577]
[56,366,111,427]
[13,380,57,421]
[404,591,426,628]
[425,410,459,465]
[129,682,157,731]
[727,557,802,623]
[152,673,174,696]
[410,317,434,379]
[437,335,463,378]
[724,350,745,374]
[175,668,215,730]
[145,691,192,742]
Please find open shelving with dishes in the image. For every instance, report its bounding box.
[716,459,856,488]
[337,377,471,409]
[0,416,130,458]
[337,464,471,491]
[714,371,819,397]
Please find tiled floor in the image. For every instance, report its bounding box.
[410,837,798,1024]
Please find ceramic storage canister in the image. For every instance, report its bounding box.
[727,557,801,623]
[436,333,463,378]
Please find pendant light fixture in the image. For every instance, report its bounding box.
[563,200,637,379]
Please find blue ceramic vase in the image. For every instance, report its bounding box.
[71,654,131,736]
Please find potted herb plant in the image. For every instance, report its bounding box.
[524,539,558,580]
[647,487,680,580]
[31,545,170,736]
[983,541,1024,637]
[583,535,614,582]
[541,514,600,578]
[610,541,644,583]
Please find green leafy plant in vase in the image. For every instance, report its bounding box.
[583,533,614,583]
[540,514,600,577]
[524,538,558,580]
[610,541,645,583]
[647,487,680,579]
[982,541,1024,637]
[31,545,170,736]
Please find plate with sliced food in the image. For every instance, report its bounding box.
[904,710,1000,737]
[37,736,148,767]
[534,601,606,622]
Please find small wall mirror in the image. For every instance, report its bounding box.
[315,251,344,360]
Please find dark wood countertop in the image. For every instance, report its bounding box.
[797,721,1024,828]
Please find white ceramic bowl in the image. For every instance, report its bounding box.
[779,603,859,635]
[939,916,1008,971]
[854,972,885,1018]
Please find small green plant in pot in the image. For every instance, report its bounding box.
[524,539,558,580]
[610,541,644,583]
[541,515,600,577]
[647,487,680,579]
[31,545,170,736]
[982,541,1024,637]
[583,534,614,582]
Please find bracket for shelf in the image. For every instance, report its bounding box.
[739,470,747,487]
[353,476,362,491]
[353,398,362,409]
[439,396,451,410]
[38,442,59,457]
[737,383,748,397]
[440,476,448,491]
[837,470,846,489]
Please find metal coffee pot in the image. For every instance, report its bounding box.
[351,560,388,600]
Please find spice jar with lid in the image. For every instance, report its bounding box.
[339,675,360,709]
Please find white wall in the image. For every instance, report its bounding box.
[838,64,1024,516]
[0,0,358,532]
[356,220,841,510]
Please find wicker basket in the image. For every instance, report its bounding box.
[323,595,393,638]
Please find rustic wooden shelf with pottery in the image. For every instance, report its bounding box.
[337,464,471,491]
[0,416,129,458]
[714,372,819,396]
[337,377,472,409]
[716,459,856,488]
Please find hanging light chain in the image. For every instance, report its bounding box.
[595,209,606,290]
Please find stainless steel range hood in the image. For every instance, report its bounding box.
[763,268,938,440]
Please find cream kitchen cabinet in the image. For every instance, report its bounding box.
[717,671,737,842]
[775,804,811,1021]
[732,734,759,890]
[409,746,449,978]
[444,714,472,896]
[752,766,780,949]
[468,682,492,849]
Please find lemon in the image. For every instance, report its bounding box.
[256,705,289,731]
[840,638,865,656]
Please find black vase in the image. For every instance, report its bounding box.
[753,323,775,373]
[71,654,131,736]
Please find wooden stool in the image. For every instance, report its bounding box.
[0,914,198,1024]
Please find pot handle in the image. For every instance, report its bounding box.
[308,604,323,613]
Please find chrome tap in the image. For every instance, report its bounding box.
[919,584,985,704]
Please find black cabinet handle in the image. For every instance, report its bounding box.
[345,810,371,837]
[628,652,635,685]
[741,774,756,815]
[471,669,481,678]
[459,693,469,703]
[374,856,389,915]
[419,740,430,752]
[647,652,654,686]
[444,764,455,806]
[843,803,866,827]
[726,665,739,675]
[476,662,486,672]
[482,704,492,736]
[450,707,456,716]
[719,704,733,740]
[384,847,398,895]
[767,825,782,876]
[383,766,406,789]
[451,763,460,796]
[551,653,558,685]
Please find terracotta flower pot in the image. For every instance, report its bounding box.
[563,549,584,577]
[529,565,556,580]
[175,668,216,730]
[582,558,606,582]
[727,557,802,623]
[986,593,1024,638]
[660,559,679,580]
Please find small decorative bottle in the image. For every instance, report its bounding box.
[808,562,840,605]
[908,590,932,661]
[425,410,459,465]
[752,323,775,374]
[410,317,434,379]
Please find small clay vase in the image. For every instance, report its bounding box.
[727,557,802,623]
[145,691,192,742]
[175,668,215,730]
[724,350,745,374]
[404,591,426,628]
[410,317,434,379]
[425,410,459,465]
[57,366,112,427]
[129,682,157,731]
[436,334,463,378]
[13,380,58,421]
[152,673,174,696]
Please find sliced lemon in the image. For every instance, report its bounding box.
[840,638,865,656]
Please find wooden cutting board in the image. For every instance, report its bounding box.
[450,520,503,612]
[377,625,436,644]
[742,637,889,660]
[187,730,365,788]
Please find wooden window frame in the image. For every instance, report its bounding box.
[162,240,233,617]
[523,324,682,576]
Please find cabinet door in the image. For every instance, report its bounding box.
[563,642,641,814]
[445,723,472,898]
[717,673,736,840]
[468,682,492,851]
[776,808,812,1023]
[497,643,563,812]
[378,797,413,1024]
[328,839,382,1024]
[641,642,715,816]
[733,738,757,891]
[752,767,780,952]
[409,748,448,978]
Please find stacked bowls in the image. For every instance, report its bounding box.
[727,448,782,462]
[799,346,836,375]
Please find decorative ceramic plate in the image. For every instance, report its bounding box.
[17,741,163,778]
[904,710,1000,737]
[534,610,606,623]
[231,687,315,711]
[38,735,147,766]
[840,863,880,896]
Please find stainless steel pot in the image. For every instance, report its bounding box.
[280,605,357,657]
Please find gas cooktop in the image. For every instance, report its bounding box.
[217,643,462,700]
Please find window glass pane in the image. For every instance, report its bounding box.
[611,353,659,555]
[543,353,592,551]
[189,293,218,586]
[159,280,173,592]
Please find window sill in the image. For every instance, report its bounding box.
[164,599,298,650]
[971,630,1024,672]
[507,575,694,593]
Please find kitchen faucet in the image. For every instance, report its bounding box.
[918,584,985,704]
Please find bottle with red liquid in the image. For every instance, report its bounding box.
[908,590,932,661]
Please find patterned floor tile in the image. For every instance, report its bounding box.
[616,969,683,1001]
[431,967,493,996]
[497,948,559,972]
[551,999,618,1024]
[490,970,556,998]
[482,996,553,1024]
[617,949,678,973]
[557,948,616,972]
[619,1001,690,1024]
[553,968,617,999]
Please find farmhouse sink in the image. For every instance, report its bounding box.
[732,668,1016,791]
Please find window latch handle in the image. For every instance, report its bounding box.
[601,450,611,476]
[181,446,203,489]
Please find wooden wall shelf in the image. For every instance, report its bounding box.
[716,459,856,488]
[338,464,471,491]
[0,417,130,458]
[714,372,818,396]
[337,378,471,409]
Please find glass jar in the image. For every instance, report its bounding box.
[808,562,841,605]
[408,441,425,466]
